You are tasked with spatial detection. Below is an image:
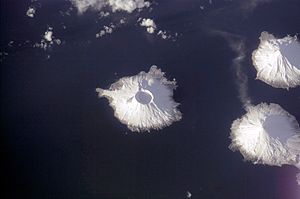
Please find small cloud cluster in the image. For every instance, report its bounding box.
[34,27,61,50]
[26,7,36,18]
[139,18,156,34]
[68,1,178,41]
[96,24,115,38]
[95,18,126,38]
[138,18,179,40]
[98,11,110,18]
[239,0,273,11]
[0,51,9,62]
[187,191,192,198]
[26,0,41,18]
[200,0,214,10]
[157,30,173,40]
[70,0,150,14]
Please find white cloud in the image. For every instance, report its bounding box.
[239,0,274,11]
[34,27,61,50]
[95,18,126,38]
[96,24,115,38]
[99,11,110,18]
[26,7,36,18]
[157,30,170,39]
[139,18,179,40]
[44,28,54,42]
[187,191,192,198]
[109,0,150,12]
[70,0,106,13]
[70,0,150,14]
[140,18,157,34]
[119,18,126,24]
[0,51,9,62]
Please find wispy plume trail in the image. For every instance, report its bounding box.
[230,39,252,109]
[206,29,252,109]
[199,0,277,110]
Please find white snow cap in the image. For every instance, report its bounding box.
[230,103,300,184]
[140,18,157,34]
[96,65,182,132]
[70,0,150,14]
[252,31,300,89]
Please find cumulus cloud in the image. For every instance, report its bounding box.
[26,7,36,18]
[140,18,157,34]
[95,18,126,38]
[26,0,41,18]
[138,18,179,40]
[34,27,61,50]
[98,11,110,18]
[0,51,9,62]
[109,0,150,12]
[70,0,150,14]
[96,24,115,38]
[157,30,175,40]
[239,0,274,11]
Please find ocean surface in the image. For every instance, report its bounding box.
[1,0,300,198]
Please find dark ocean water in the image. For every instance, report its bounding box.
[1,0,300,199]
